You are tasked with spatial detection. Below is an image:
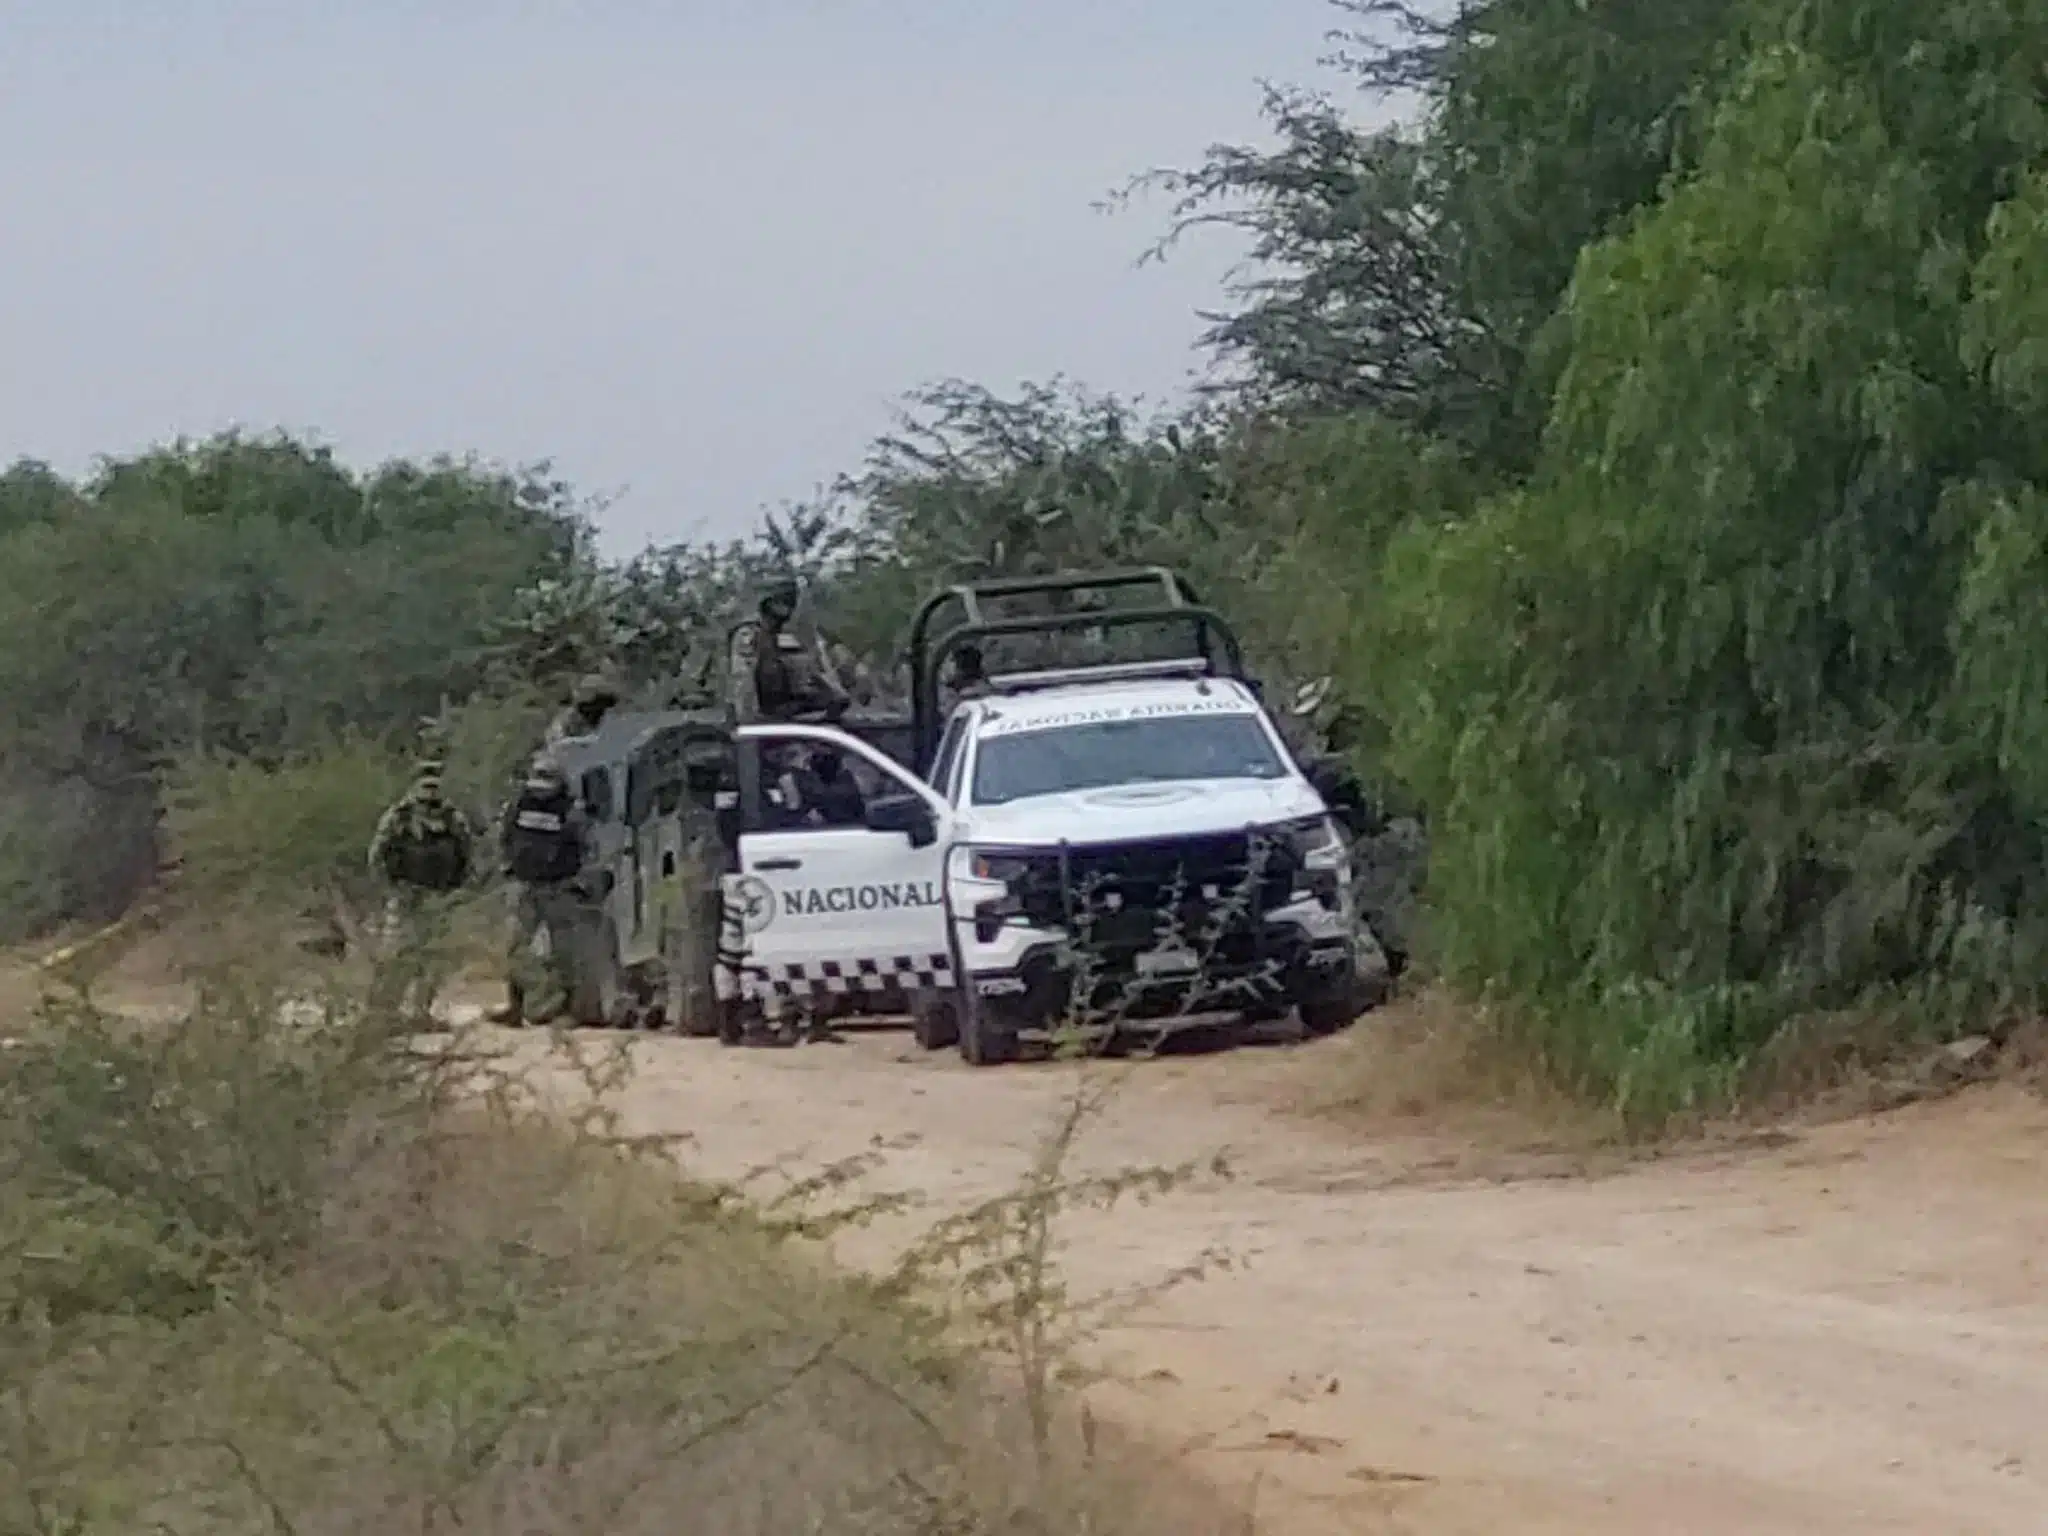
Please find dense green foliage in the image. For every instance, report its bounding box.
[1365,0,2048,1113]
[5,0,2045,1115]
[0,437,581,933]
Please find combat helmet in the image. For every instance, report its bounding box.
[571,671,623,710]
[758,574,801,623]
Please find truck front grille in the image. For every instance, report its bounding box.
[1009,830,1297,950]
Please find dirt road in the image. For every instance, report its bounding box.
[18,932,2042,1534]
[490,1009,2048,1535]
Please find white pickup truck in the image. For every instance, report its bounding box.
[711,569,1388,1063]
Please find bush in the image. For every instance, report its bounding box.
[0,973,1237,1536]
[0,774,157,944]
[163,738,414,937]
[3,718,1238,1535]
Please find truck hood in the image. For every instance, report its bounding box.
[960,776,1328,849]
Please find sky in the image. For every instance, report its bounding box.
[0,2,1373,555]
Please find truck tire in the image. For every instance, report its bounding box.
[912,991,960,1051]
[958,992,1018,1066]
[716,997,748,1046]
[1298,994,1359,1038]
[1299,948,1389,1038]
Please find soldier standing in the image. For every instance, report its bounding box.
[1282,678,1422,980]
[367,753,476,1024]
[487,757,590,1026]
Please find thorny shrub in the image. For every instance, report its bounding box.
[0,924,1249,1535]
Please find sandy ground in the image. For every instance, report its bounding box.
[482,1009,2048,1536]
[13,939,2046,1533]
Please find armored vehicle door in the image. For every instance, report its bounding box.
[618,721,735,964]
[728,724,954,1011]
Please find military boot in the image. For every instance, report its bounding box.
[486,982,526,1027]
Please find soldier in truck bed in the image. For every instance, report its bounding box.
[728,577,851,725]
[545,673,622,747]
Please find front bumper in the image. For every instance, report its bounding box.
[958,896,1362,1038]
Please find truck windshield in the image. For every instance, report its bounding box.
[971,713,1287,805]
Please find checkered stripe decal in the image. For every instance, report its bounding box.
[746,952,953,1000]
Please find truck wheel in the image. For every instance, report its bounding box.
[1298,994,1359,1038]
[958,993,1018,1066]
[912,992,960,1051]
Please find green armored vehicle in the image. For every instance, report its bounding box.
[531,692,921,1032]
[534,708,735,1030]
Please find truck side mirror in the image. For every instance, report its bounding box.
[865,791,936,848]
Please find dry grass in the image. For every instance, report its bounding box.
[0,730,1265,1534]
[1295,986,2048,1183]
[1297,988,1620,1152]
[1738,1003,2048,1125]
[0,939,1246,1536]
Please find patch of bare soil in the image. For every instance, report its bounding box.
[477,995,2048,1535]
[0,923,196,1027]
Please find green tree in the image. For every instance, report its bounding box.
[0,458,84,536]
[1381,0,2048,1114]
[0,436,588,939]
[1129,0,1740,471]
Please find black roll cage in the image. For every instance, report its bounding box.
[906,567,1249,768]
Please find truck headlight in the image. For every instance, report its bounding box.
[1283,814,1346,869]
[1279,815,1348,907]
[948,845,1041,940]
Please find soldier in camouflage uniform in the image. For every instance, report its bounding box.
[945,641,991,703]
[1282,678,1424,980]
[545,673,623,747]
[487,756,591,1026]
[727,577,851,726]
[367,754,476,1024]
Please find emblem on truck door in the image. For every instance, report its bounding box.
[734,875,776,932]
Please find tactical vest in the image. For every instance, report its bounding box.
[504,778,584,884]
[379,801,472,892]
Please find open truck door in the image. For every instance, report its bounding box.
[725,723,954,1021]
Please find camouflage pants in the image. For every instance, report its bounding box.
[504,882,587,1022]
[371,889,459,1024]
[1350,817,1427,973]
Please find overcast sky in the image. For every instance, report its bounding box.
[1,2,1370,555]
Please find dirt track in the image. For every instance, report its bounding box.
[488,1007,2048,1535]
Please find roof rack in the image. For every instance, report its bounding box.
[906,567,1244,766]
[905,566,1203,644]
